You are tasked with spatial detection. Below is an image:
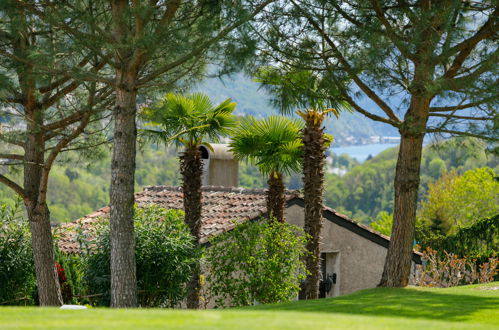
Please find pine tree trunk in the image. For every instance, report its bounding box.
[109,76,138,308]
[24,111,63,306]
[27,203,63,306]
[180,145,203,309]
[379,131,425,287]
[302,115,327,299]
[266,172,285,222]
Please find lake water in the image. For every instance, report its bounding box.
[331,143,398,163]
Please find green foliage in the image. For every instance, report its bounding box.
[254,66,349,115]
[370,212,393,236]
[230,116,303,176]
[85,206,200,307]
[419,168,499,234]
[205,219,308,308]
[0,200,36,305]
[141,92,237,148]
[54,252,86,304]
[418,214,499,262]
[325,138,498,224]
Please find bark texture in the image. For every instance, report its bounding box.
[266,172,285,222]
[109,77,138,308]
[27,203,63,306]
[24,101,63,306]
[379,101,428,286]
[302,112,327,299]
[379,133,424,286]
[180,146,203,309]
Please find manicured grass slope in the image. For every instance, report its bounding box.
[1,283,498,329]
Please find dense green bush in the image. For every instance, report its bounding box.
[205,219,308,308]
[85,206,200,307]
[418,214,498,260]
[0,200,36,305]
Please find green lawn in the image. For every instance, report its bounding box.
[1,282,498,329]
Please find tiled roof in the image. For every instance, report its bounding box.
[56,186,299,253]
[57,185,422,259]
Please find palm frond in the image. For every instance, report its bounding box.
[255,66,351,115]
[140,92,237,147]
[229,115,303,176]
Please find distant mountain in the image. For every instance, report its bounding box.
[193,72,399,146]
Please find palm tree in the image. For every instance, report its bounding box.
[141,92,236,308]
[255,67,346,299]
[297,108,335,299]
[229,116,303,222]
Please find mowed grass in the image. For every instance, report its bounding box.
[1,282,498,329]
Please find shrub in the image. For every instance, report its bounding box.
[205,219,308,308]
[0,200,36,305]
[54,251,87,304]
[417,214,499,277]
[85,205,200,307]
[412,248,498,287]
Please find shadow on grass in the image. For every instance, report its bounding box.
[247,287,499,322]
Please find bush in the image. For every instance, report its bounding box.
[0,200,36,305]
[412,248,498,287]
[205,219,308,308]
[417,214,499,263]
[85,205,200,307]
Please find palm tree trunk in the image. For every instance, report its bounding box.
[180,145,203,309]
[302,114,327,299]
[266,172,285,222]
[109,74,138,308]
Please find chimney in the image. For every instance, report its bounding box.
[199,144,238,187]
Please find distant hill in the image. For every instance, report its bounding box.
[193,72,399,146]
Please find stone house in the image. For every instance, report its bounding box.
[57,144,421,301]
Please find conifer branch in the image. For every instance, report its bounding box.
[0,174,26,200]
[290,0,401,124]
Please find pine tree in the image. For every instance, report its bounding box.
[255,0,498,287]
[0,1,110,306]
[33,0,275,307]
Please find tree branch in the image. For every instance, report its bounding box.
[38,54,92,94]
[429,96,498,112]
[429,113,492,121]
[290,0,401,124]
[371,0,414,60]
[38,111,91,205]
[0,174,26,200]
[138,0,274,86]
[426,128,498,141]
[441,8,498,79]
[0,153,24,160]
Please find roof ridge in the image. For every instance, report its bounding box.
[143,185,300,195]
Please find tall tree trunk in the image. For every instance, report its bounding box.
[180,145,203,309]
[379,131,425,287]
[24,137,62,306]
[24,106,63,306]
[266,172,285,222]
[302,113,327,299]
[26,203,63,306]
[109,75,138,308]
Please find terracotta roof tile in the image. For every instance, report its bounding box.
[56,186,298,253]
[56,185,421,257]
